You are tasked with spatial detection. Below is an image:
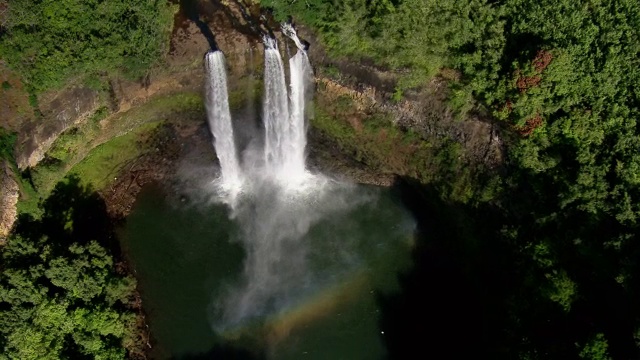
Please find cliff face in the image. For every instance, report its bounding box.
[0,161,18,241]
[10,0,503,176]
[300,27,503,171]
[16,87,102,170]
[8,1,260,172]
[0,0,502,237]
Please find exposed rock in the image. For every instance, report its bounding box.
[3,0,505,238]
[299,24,503,170]
[15,86,101,169]
[102,123,185,220]
[0,161,18,242]
[307,129,397,186]
[314,77,503,170]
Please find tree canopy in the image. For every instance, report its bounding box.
[0,176,142,359]
[264,0,640,358]
[0,0,175,93]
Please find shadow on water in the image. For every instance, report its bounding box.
[380,176,640,359]
[378,177,517,359]
[172,343,265,360]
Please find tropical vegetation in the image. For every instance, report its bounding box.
[264,0,640,358]
[0,177,144,359]
[0,0,174,93]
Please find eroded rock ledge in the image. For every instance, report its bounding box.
[1,0,504,238]
[0,161,19,242]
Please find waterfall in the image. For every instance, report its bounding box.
[287,50,312,180]
[281,23,307,51]
[262,37,295,181]
[205,51,243,190]
[260,27,312,185]
[204,26,312,194]
[202,28,355,331]
[283,24,312,183]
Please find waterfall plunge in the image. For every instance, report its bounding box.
[207,30,354,330]
[287,49,312,183]
[205,28,313,198]
[262,37,295,182]
[205,51,243,193]
[262,30,312,186]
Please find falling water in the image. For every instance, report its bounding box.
[262,36,294,181]
[281,23,306,51]
[287,50,312,180]
[205,51,243,191]
[189,25,409,339]
[260,26,313,185]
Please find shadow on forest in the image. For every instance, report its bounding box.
[379,177,640,359]
[378,177,518,359]
[13,175,122,262]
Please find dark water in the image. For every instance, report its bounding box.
[120,180,416,359]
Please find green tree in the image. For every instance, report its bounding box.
[0,176,141,359]
[0,0,175,93]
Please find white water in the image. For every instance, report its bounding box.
[287,50,312,182]
[262,37,289,178]
[204,51,243,193]
[281,23,306,51]
[262,36,309,183]
[202,30,380,331]
[217,32,322,326]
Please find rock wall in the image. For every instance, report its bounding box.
[314,77,503,169]
[15,87,101,170]
[1,0,504,240]
[300,25,503,170]
[0,161,18,242]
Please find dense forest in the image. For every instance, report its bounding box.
[0,0,174,93]
[0,1,171,358]
[264,0,640,359]
[1,0,640,358]
[0,177,144,359]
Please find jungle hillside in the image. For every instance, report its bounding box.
[1,0,640,359]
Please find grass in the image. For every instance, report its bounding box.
[69,122,161,190]
[228,77,264,111]
[311,104,424,174]
[17,92,204,215]
[106,92,203,135]
[15,175,41,217]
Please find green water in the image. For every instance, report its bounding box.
[120,180,416,359]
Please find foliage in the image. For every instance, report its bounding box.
[311,103,486,204]
[0,0,176,93]
[20,92,203,215]
[69,121,161,190]
[271,0,640,357]
[579,333,612,360]
[0,128,16,161]
[0,176,140,359]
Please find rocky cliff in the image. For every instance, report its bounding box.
[0,0,502,238]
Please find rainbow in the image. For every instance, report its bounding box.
[218,269,370,346]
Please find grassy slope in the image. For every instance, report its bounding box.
[17,92,203,215]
